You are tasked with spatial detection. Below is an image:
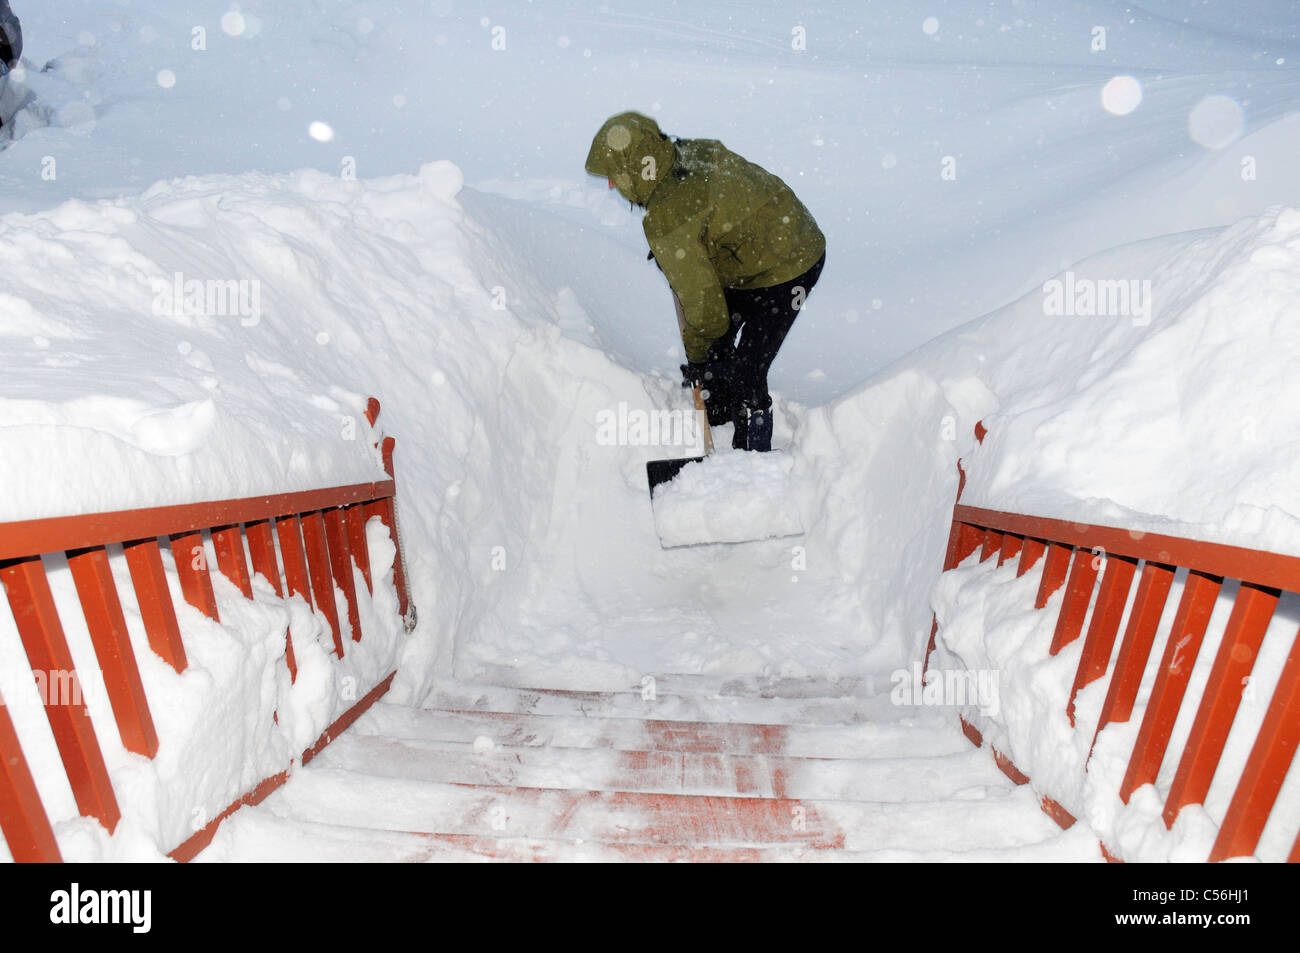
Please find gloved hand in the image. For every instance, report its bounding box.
[680,362,709,389]
[680,361,731,389]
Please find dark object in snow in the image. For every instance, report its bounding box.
[0,1,21,69]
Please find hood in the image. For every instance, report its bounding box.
[584,111,676,206]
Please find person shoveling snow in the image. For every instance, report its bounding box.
[585,111,823,546]
[583,110,825,453]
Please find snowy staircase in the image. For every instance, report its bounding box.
[197,677,1099,862]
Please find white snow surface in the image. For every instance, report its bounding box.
[0,1,1297,861]
[651,451,804,548]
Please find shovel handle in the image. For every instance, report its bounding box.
[692,383,715,455]
[674,293,714,456]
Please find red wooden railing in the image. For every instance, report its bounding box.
[0,398,413,862]
[926,424,1300,862]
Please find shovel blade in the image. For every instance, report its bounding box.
[646,456,707,498]
[647,451,805,548]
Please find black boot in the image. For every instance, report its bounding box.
[731,400,773,452]
[731,404,749,450]
[746,406,772,451]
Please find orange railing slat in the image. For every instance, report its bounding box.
[0,557,121,832]
[0,688,62,862]
[66,546,159,759]
[1119,570,1222,803]
[1164,583,1279,827]
[122,538,188,673]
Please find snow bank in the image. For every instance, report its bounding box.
[809,204,1300,683]
[913,208,1300,861]
[5,1,1300,404]
[0,158,643,858]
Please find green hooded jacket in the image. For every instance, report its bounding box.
[584,112,826,363]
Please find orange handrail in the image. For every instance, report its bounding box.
[0,398,413,862]
[929,423,1299,863]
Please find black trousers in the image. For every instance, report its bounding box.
[706,252,825,415]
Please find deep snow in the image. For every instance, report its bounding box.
[0,1,1298,862]
[3,1,1299,400]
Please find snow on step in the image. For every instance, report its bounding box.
[426,676,891,727]
[350,702,973,760]
[314,730,1014,802]
[247,767,1074,855]
[196,812,446,863]
[201,812,1097,863]
[198,682,1095,861]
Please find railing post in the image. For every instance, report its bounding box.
[0,687,62,862]
[344,504,373,594]
[1049,547,1103,655]
[299,511,344,658]
[1093,561,1176,743]
[66,546,159,758]
[0,557,121,832]
[169,531,219,621]
[1118,570,1223,803]
[122,538,188,673]
[322,508,362,643]
[1164,583,1280,827]
[1209,628,1300,861]
[1017,538,1046,578]
[245,519,297,683]
[1067,554,1137,725]
[211,525,253,599]
[1035,542,1073,609]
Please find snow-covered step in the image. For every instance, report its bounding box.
[197,682,1098,862]
[426,678,890,727]
[195,812,448,863]
[199,809,1098,863]
[248,766,1078,855]
[350,702,973,760]
[314,730,1014,802]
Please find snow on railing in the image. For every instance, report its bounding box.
[925,424,1300,863]
[0,398,412,862]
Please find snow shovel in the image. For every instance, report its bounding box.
[646,297,804,547]
[645,381,714,497]
[646,294,714,498]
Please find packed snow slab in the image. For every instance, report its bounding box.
[650,452,804,548]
